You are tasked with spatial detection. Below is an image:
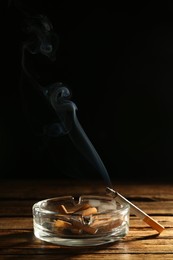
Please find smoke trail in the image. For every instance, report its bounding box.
[45,82,112,187]
[24,14,58,61]
[16,3,112,187]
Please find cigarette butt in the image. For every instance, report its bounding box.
[58,203,91,214]
[72,203,91,213]
[54,219,72,229]
[91,218,122,230]
[81,207,97,216]
[54,218,97,234]
[70,219,98,234]
[58,204,69,214]
[143,215,165,233]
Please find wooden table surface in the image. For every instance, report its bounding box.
[0,179,172,259]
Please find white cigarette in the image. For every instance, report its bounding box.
[106,187,165,233]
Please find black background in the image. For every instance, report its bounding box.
[2,1,173,183]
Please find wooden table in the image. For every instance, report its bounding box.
[0,179,172,259]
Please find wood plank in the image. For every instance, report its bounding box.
[1,243,173,255]
[0,229,173,252]
[130,216,173,228]
[0,218,33,229]
[0,180,173,200]
[129,201,173,215]
[0,254,173,260]
[0,216,172,229]
[0,200,172,216]
[0,200,36,216]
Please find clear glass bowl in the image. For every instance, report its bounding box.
[32,195,130,247]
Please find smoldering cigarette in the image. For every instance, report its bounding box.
[106,187,165,233]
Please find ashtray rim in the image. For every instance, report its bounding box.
[32,194,130,215]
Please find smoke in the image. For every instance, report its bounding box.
[14,2,112,187]
[23,14,58,61]
[46,82,112,186]
[21,12,59,89]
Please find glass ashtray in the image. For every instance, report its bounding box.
[32,195,130,247]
